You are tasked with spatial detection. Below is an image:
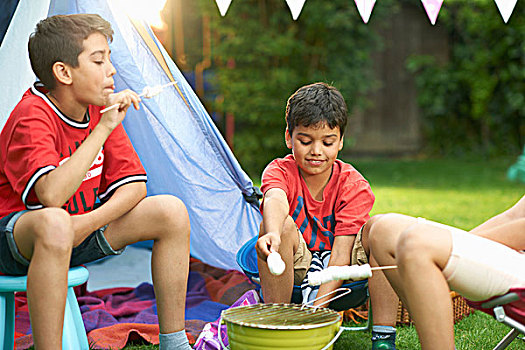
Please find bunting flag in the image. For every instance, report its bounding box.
[421,0,444,25]
[215,0,233,16]
[494,0,518,23]
[285,0,307,20]
[354,0,376,23]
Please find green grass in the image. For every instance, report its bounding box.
[332,156,525,350]
[122,157,525,349]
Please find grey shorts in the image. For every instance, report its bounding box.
[0,211,124,276]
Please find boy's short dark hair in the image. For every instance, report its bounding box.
[285,82,348,137]
[28,14,114,90]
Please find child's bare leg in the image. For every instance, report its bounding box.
[367,214,418,303]
[368,214,455,349]
[13,208,74,349]
[103,195,190,333]
[395,224,454,350]
[258,216,298,303]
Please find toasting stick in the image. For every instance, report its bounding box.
[100,81,177,114]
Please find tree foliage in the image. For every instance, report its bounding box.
[407,0,525,157]
[194,0,395,177]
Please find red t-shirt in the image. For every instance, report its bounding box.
[0,83,147,218]
[260,154,374,251]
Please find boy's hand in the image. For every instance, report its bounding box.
[100,89,141,131]
[256,232,281,261]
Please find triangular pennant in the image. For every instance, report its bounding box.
[421,0,444,25]
[215,0,232,16]
[285,0,306,20]
[494,0,518,23]
[354,0,377,24]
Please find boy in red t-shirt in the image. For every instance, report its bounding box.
[0,15,191,350]
[256,82,399,350]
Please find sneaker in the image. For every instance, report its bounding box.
[371,331,396,350]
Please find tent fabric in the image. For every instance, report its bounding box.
[0,0,50,126]
[0,0,262,270]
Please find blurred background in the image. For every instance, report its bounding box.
[146,0,524,178]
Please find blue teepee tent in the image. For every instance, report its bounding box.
[0,0,262,271]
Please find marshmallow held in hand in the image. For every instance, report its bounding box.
[140,85,164,99]
[308,264,373,286]
[267,251,285,275]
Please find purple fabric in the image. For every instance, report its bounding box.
[14,259,257,349]
[194,289,260,350]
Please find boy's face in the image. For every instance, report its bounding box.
[285,122,344,179]
[68,32,116,107]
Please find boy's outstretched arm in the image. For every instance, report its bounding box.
[34,90,140,208]
[256,188,290,260]
[70,182,146,245]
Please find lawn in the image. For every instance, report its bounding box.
[124,157,525,349]
[333,156,525,350]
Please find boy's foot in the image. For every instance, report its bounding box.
[371,330,396,350]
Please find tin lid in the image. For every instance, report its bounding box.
[221,303,341,330]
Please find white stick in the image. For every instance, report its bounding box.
[100,81,177,113]
[308,264,398,286]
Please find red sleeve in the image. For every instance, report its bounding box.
[334,180,375,236]
[98,124,147,202]
[260,159,289,196]
[5,113,59,209]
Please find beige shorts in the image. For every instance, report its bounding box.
[421,218,525,301]
[292,225,369,285]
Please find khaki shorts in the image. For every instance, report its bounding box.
[293,225,369,285]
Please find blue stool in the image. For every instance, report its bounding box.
[0,266,89,350]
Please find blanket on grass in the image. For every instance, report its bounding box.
[14,258,256,349]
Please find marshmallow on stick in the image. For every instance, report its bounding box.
[100,82,176,113]
[267,251,285,276]
[308,264,397,286]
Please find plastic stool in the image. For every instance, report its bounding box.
[0,266,89,350]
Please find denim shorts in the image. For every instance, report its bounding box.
[0,211,125,276]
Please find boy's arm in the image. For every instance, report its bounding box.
[470,195,525,235]
[471,219,525,251]
[70,181,146,246]
[313,235,355,306]
[34,90,140,207]
[469,195,525,250]
[255,188,290,260]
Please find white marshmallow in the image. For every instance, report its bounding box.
[308,264,373,286]
[267,252,285,275]
[141,86,163,99]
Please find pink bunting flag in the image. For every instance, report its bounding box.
[354,0,377,24]
[494,0,518,23]
[285,0,307,20]
[215,0,233,17]
[421,0,444,25]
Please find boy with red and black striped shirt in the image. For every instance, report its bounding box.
[256,82,399,350]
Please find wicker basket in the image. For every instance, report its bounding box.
[396,292,473,325]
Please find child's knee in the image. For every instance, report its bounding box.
[396,226,428,264]
[367,213,398,248]
[34,208,74,253]
[153,195,189,226]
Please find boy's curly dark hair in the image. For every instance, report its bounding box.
[28,14,114,90]
[285,82,348,137]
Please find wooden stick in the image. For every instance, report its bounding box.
[371,265,398,271]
